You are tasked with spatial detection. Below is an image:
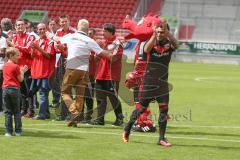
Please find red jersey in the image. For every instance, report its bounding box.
[12,33,35,68]
[89,51,96,77]
[95,37,123,81]
[31,36,56,79]
[2,62,21,88]
[55,28,75,57]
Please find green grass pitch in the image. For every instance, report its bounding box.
[0,62,239,160]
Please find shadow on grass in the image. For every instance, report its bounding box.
[23,130,84,139]
[167,131,240,138]
[77,120,124,130]
[128,140,240,150]
[0,127,83,140]
[174,144,240,150]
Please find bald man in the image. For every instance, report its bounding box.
[54,19,114,126]
[30,23,56,120]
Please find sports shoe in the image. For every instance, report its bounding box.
[112,119,124,126]
[158,139,172,147]
[122,130,130,143]
[81,119,91,124]
[4,133,12,137]
[33,115,46,120]
[24,112,35,118]
[21,110,27,117]
[90,120,105,126]
[15,132,21,136]
[67,114,79,127]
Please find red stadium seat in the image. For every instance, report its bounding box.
[0,0,139,28]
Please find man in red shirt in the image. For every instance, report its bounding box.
[8,19,35,117]
[93,23,124,126]
[29,23,55,120]
[53,15,76,121]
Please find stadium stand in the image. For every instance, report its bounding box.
[161,0,240,43]
[0,0,140,28]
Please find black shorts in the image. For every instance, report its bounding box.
[139,76,171,108]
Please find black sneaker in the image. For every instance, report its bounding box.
[67,114,79,127]
[90,120,105,126]
[112,119,123,126]
[21,110,27,117]
[81,119,91,124]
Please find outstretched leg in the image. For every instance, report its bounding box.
[122,99,150,143]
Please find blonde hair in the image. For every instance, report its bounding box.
[6,47,19,59]
[77,19,89,32]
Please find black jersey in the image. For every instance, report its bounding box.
[143,38,174,81]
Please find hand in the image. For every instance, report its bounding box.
[7,40,15,47]
[46,31,54,39]
[30,42,38,49]
[152,25,158,36]
[55,44,66,51]
[53,36,60,42]
[20,65,28,73]
[7,30,14,41]
[94,55,100,61]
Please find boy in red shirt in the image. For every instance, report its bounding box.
[2,47,28,136]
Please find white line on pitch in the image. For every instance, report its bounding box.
[23,123,240,129]
[169,124,240,129]
[23,127,240,143]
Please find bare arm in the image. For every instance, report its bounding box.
[17,65,28,82]
[144,32,156,53]
[98,50,113,60]
[166,32,179,50]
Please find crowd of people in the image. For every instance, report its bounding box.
[0,14,178,147]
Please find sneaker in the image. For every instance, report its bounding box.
[4,133,12,137]
[81,119,91,124]
[21,110,27,117]
[67,120,78,127]
[15,132,21,136]
[55,116,65,121]
[33,115,45,120]
[158,139,172,147]
[24,112,35,118]
[122,130,130,143]
[90,120,105,126]
[112,119,123,126]
[67,114,79,127]
[131,124,142,132]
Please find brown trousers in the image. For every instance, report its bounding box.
[61,69,89,115]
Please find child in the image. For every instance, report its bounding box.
[2,47,28,136]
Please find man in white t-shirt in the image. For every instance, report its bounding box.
[54,19,113,126]
[0,26,7,112]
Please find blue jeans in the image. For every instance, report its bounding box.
[2,87,22,134]
[30,79,50,119]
